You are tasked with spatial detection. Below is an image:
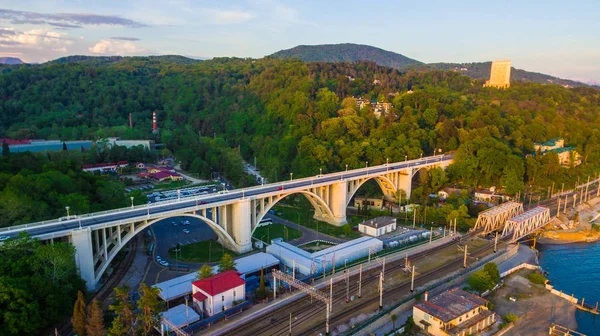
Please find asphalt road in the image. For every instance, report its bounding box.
[2,155,453,239]
[151,216,217,265]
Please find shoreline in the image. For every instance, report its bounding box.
[537,236,600,245]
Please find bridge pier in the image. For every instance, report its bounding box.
[399,169,412,200]
[71,228,97,290]
[231,199,253,253]
[327,181,348,226]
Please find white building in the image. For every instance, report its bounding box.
[192,270,245,316]
[266,237,383,276]
[358,217,397,237]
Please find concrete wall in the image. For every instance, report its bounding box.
[545,284,579,304]
[499,263,541,278]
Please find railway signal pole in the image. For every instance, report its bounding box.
[463,245,468,268]
[379,271,384,309]
[358,264,362,298]
[410,265,415,292]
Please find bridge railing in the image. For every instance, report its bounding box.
[0,154,452,234]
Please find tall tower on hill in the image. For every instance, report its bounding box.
[484,60,512,89]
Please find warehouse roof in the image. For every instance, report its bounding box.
[359,216,396,228]
[414,288,487,322]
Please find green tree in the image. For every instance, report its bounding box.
[483,262,500,284]
[197,264,213,280]
[467,269,494,293]
[342,223,353,236]
[2,140,10,157]
[85,299,106,336]
[219,253,236,272]
[256,268,267,300]
[109,287,135,335]
[136,283,165,335]
[72,291,87,336]
[108,316,127,336]
[390,313,398,330]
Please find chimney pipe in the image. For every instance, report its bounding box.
[129,113,133,128]
[424,291,428,301]
[152,111,157,131]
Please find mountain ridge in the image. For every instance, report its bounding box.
[270,43,422,69]
[270,43,592,88]
[0,57,24,65]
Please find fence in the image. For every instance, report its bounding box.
[499,263,541,278]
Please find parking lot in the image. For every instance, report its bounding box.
[151,215,218,267]
[146,184,220,203]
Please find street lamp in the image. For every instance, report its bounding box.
[177,189,181,201]
[420,153,423,159]
[130,196,134,208]
[320,168,322,176]
[65,206,70,219]
[366,161,368,168]
[290,173,293,181]
[386,158,389,165]
[345,164,348,172]
[261,177,264,186]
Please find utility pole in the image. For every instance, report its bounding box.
[329,278,333,312]
[358,264,362,298]
[345,270,350,303]
[429,227,433,244]
[292,259,296,281]
[410,265,415,292]
[557,197,561,215]
[551,182,555,197]
[454,218,457,236]
[463,245,468,268]
[413,209,416,228]
[564,196,568,213]
[585,176,591,202]
[573,194,577,208]
[494,233,498,253]
[289,312,292,335]
[561,182,564,194]
[379,272,384,309]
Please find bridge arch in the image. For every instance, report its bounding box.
[93,212,236,284]
[347,175,399,206]
[252,190,335,235]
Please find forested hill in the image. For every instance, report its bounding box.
[49,54,202,65]
[270,43,422,68]
[404,62,592,88]
[1,57,600,202]
[270,44,590,87]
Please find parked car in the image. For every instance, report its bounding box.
[160,260,169,267]
[172,221,177,226]
[156,255,161,262]
[183,229,190,234]
[0,236,10,242]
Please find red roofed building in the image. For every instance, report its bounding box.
[192,270,245,316]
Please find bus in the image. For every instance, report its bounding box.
[257,218,273,227]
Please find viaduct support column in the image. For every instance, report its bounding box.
[399,168,413,200]
[71,228,96,290]
[328,180,348,226]
[231,199,253,253]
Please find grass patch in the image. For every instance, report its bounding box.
[273,205,361,239]
[299,241,337,252]
[527,272,547,285]
[252,224,302,242]
[168,240,238,263]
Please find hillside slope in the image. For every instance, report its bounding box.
[0,57,24,65]
[404,62,590,88]
[270,43,422,68]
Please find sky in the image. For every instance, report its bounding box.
[0,0,599,83]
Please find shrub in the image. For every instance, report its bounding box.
[527,272,547,285]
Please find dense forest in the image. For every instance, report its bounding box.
[270,43,421,68]
[1,57,600,223]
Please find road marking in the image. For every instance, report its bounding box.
[193,239,198,243]
[155,267,166,284]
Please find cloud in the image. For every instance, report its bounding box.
[212,9,253,24]
[0,9,147,28]
[89,40,146,55]
[110,36,141,41]
[0,28,73,49]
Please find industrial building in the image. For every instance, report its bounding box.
[413,288,495,336]
[358,216,397,237]
[266,237,383,276]
[153,252,279,302]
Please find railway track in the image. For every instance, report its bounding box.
[220,230,488,336]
